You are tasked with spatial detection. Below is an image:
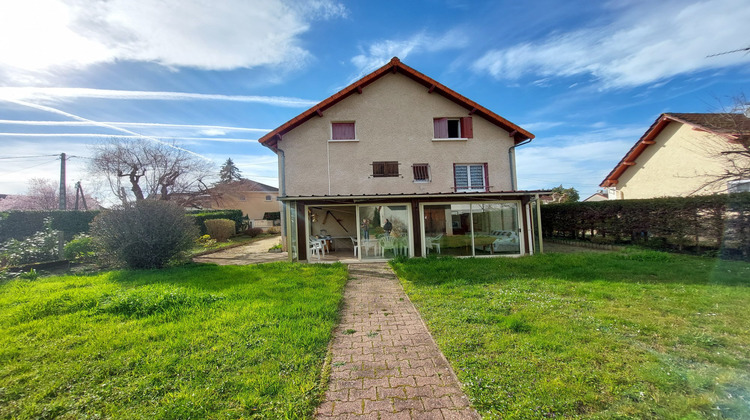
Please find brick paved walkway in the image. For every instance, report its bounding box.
[316,263,480,419]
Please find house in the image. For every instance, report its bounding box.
[583,192,608,202]
[202,179,280,229]
[601,113,750,199]
[259,57,548,261]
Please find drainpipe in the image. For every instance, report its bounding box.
[276,144,288,244]
[508,139,531,191]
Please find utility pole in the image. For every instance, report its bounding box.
[58,153,67,210]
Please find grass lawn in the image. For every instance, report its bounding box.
[391,249,750,419]
[0,262,348,419]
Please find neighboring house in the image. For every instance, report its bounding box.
[583,192,608,202]
[601,113,750,199]
[258,57,548,261]
[202,179,280,229]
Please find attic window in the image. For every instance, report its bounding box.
[372,161,399,177]
[434,117,473,139]
[331,122,356,140]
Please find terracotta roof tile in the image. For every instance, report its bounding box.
[259,57,533,150]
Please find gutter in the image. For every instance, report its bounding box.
[508,139,532,190]
[276,144,287,238]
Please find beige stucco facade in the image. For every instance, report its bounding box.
[279,72,517,196]
[614,122,747,199]
[209,191,280,221]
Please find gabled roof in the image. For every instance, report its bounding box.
[600,112,750,187]
[213,179,278,192]
[258,57,534,151]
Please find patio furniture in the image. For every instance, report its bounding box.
[350,236,359,257]
[425,234,442,255]
[360,238,379,257]
[309,240,323,260]
[378,235,400,257]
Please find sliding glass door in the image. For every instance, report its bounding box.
[422,202,521,257]
[358,205,410,260]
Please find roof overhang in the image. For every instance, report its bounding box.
[259,57,534,152]
[278,190,552,202]
[600,112,750,188]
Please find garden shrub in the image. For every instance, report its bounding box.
[186,209,243,234]
[541,193,750,259]
[63,234,96,263]
[0,217,60,266]
[204,219,235,242]
[245,227,263,238]
[90,200,199,269]
[267,226,281,234]
[0,210,99,242]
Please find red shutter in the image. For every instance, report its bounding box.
[434,118,448,138]
[453,163,457,191]
[483,163,489,192]
[461,117,473,138]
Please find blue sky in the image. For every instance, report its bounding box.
[0,0,748,202]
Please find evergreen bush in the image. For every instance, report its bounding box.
[90,200,199,269]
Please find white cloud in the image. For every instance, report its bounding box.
[473,0,750,88]
[0,87,318,107]
[516,125,644,196]
[0,120,271,133]
[0,0,346,74]
[351,30,468,75]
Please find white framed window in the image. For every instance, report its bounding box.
[331,122,356,141]
[433,117,473,139]
[454,163,487,192]
[728,179,750,193]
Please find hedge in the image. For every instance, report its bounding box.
[186,209,244,234]
[541,193,750,259]
[0,210,100,242]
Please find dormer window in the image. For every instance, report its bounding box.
[434,117,473,139]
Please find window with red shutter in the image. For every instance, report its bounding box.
[433,117,472,139]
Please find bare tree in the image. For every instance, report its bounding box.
[89,138,215,204]
[0,178,100,211]
[691,96,750,193]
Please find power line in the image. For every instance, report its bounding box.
[706,46,750,58]
[0,158,60,176]
[0,154,60,160]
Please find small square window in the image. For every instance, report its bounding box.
[265,195,272,201]
[373,161,399,177]
[331,122,356,140]
[413,164,430,182]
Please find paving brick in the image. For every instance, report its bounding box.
[363,398,394,414]
[348,387,377,401]
[377,386,407,399]
[422,396,454,410]
[413,409,446,420]
[389,376,417,387]
[332,400,363,415]
[393,397,424,411]
[314,263,478,419]
[404,385,434,398]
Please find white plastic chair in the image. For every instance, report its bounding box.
[309,240,323,260]
[350,237,359,257]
